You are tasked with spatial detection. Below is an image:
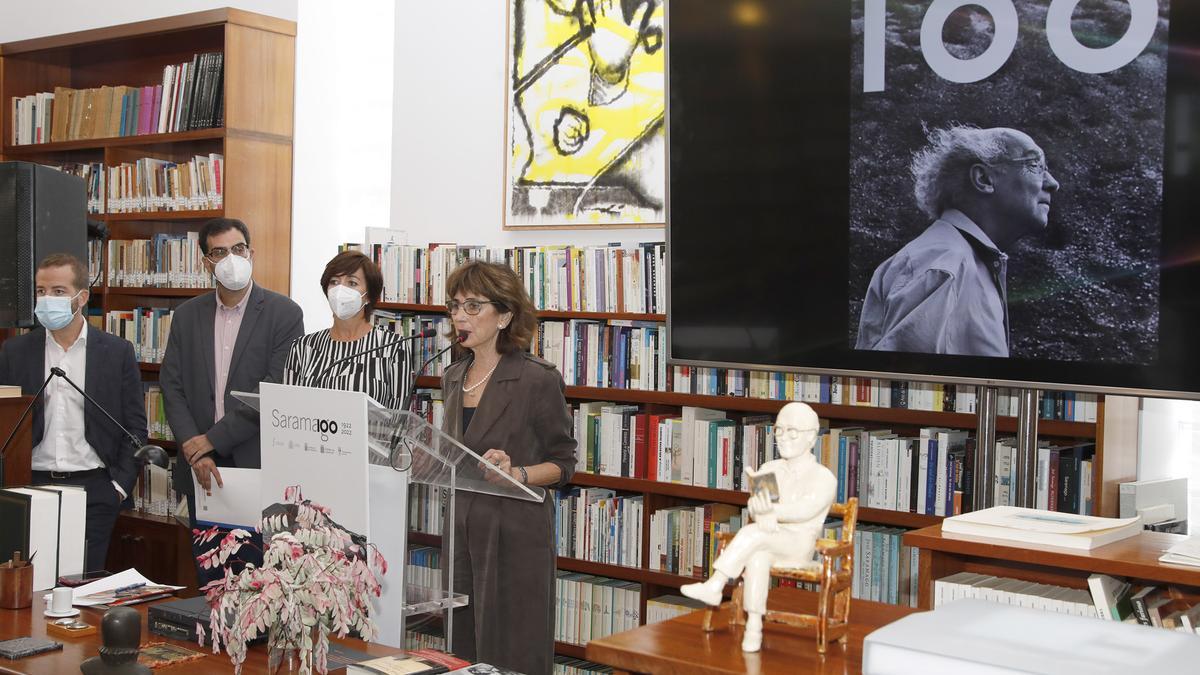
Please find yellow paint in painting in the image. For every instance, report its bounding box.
[511,2,666,185]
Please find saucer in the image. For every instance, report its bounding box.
[43,607,81,618]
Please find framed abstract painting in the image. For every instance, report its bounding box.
[504,0,666,229]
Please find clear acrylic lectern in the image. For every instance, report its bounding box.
[234,388,542,652]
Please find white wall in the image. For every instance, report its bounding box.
[0,0,296,42]
[1139,398,1200,528]
[387,0,665,250]
[290,0,395,331]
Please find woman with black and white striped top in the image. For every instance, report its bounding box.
[282,251,411,409]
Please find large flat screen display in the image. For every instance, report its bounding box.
[667,0,1200,398]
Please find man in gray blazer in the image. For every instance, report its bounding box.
[159,219,303,554]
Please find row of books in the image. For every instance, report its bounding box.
[106,235,214,288]
[108,308,173,364]
[648,502,746,578]
[53,163,106,213]
[555,572,641,646]
[403,626,445,652]
[645,595,705,624]
[9,52,224,145]
[132,456,177,517]
[144,384,174,442]
[535,320,668,391]
[373,313,458,378]
[1013,442,1094,515]
[935,571,1096,616]
[554,657,613,674]
[106,154,224,213]
[408,545,441,592]
[391,311,1095,424]
[554,488,643,568]
[408,483,447,536]
[343,242,667,314]
[88,240,103,281]
[1087,574,1200,632]
[824,427,971,516]
[850,524,920,607]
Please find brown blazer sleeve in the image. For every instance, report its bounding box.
[530,361,577,487]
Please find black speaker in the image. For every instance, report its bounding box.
[0,161,87,328]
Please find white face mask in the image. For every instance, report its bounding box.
[327,284,365,320]
[213,253,252,291]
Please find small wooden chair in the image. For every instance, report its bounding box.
[701,498,858,654]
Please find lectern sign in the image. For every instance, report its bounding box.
[259,382,371,535]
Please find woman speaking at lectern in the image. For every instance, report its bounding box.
[282,250,410,408]
[441,261,577,675]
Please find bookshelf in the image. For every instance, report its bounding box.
[390,286,1111,657]
[904,524,1200,611]
[0,7,296,295]
[0,9,296,586]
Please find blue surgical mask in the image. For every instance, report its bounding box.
[35,291,82,330]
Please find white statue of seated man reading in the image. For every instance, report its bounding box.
[681,401,836,652]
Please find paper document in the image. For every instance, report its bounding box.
[947,506,1139,533]
[1159,537,1200,567]
[193,467,262,529]
[55,568,185,606]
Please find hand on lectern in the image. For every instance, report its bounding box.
[480,448,512,484]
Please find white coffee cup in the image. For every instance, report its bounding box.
[50,586,73,614]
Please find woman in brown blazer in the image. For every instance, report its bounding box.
[440,261,577,675]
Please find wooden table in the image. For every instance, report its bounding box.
[584,588,917,675]
[0,595,405,674]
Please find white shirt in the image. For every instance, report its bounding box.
[856,209,1009,357]
[32,322,126,499]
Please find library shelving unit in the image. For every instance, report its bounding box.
[0,8,295,587]
[382,300,1112,656]
[904,524,1200,611]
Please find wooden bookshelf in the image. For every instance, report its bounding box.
[904,523,1200,610]
[377,301,665,323]
[400,299,1110,659]
[2,128,225,154]
[0,11,295,594]
[554,641,588,660]
[108,287,213,297]
[0,8,295,295]
[100,209,224,222]
[414,375,1098,442]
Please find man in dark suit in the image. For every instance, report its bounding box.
[158,218,303,582]
[0,253,147,571]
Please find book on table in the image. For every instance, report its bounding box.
[941,506,1141,550]
[347,649,469,675]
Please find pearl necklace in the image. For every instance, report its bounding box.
[463,360,500,393]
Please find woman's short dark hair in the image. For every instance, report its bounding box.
[320,251,384,319]
[198,218,251,255]
[445,261,536,354]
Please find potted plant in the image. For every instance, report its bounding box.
[194,487,388,674]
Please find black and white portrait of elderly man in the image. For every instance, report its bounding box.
[855,125,1060,357]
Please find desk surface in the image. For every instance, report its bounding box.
[0,595,404,674]
[585,590,917,675]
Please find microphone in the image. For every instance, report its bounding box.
[49,367,169,469]
[401,336,461,414]
[390,335,462,471]
[312,327,436,384]
[86,219,109,241]
[0,371,57,485]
